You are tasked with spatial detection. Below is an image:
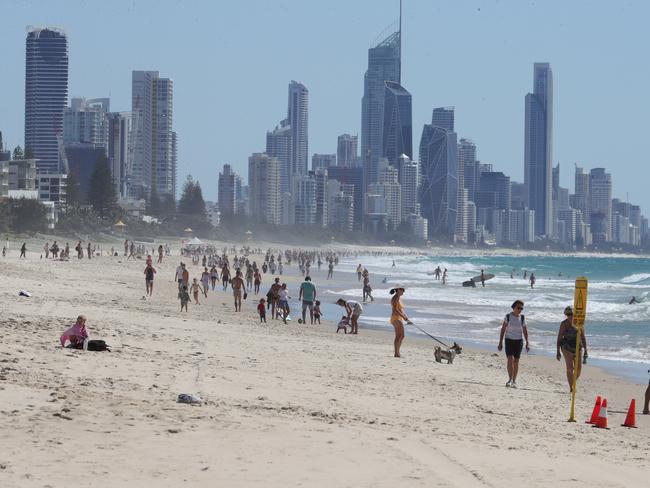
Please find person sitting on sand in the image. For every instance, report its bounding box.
[556,306,587,392]
[60,315,89,349]
[336,316,349,334]
[179,285,190,312]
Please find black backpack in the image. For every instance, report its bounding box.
[506,313,525,325]
[87,339,111,352]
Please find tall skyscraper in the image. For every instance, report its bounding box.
[458,138,477,201]
[419,111,458,238]
[248,153,281,225]
[130,71,175,199]
[574,165,591,225]
[287,81,309,179]
[107,112,131,198]
[24,27,69,174]
[589,168,612,243]
[0,132,10,162]
[218,164,237,217]
[361,28,400,189]
[382,81,412,170]
[63,98,110,147]
[266,120,292,193]
[311,154,336,171]
[337,134,358,167]
[524,62,553,237]
[398,154,419,219]
[431,107,455,132]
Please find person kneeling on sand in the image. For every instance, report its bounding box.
[336,316,349,334]
[60,315,89,349]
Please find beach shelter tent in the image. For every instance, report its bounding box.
[187,237,203,246]
[114,220,126,234]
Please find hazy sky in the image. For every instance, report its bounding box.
[1,0,649,209]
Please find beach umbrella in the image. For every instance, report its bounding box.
[184,227,193,237]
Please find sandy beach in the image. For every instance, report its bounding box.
[1,239,649,487]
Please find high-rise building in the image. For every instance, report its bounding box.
[130,70,175,199]
[266,120,292,193]
[0,132,11,162]
[328,166,364,230]
[63,98,110,147]
[398,154,419,219]
[382,81,412,169]
[314,168,328,228]
[431,107,455,132]
[248,153,281,225]
[107,112,131,198]
[458,138,477,202]
[419,118,458,238]
[477,172,511,211]
[337,134,358,167]
[589,168,612,243]
[369,166,401,230]
[218,164,237,217]
[287,81,309,178]
[311,154,336,171]
[574,165,591,224]
[524,63,553,237]
[293,174,317,226]
[361,29,400,190]
[24,27,69,174]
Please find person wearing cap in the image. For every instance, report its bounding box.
[299,276,317,325]
[556,306,588,392]
[390,286,412,358]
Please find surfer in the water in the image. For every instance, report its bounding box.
[480,269,486,287]
[629,296,640,304]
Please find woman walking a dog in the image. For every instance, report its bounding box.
[389,286,412,358]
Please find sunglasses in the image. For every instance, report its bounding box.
[515,306,524,310]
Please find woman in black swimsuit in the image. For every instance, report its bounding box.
[556,306,588,392]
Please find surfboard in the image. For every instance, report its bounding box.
[470,273,495,282]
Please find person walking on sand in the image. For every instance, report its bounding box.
[191,278,204,305]
[336,298,363,335]
[201,267,210,297]
[389,287,412,358]
[144,262,156,296]
[178,285,190,312]
[231,270,245,312]
[157,245,164,264]
[299,276,317,325]
[498,300,530,388]
[253,269,261,295]
[269,277,281,319]
[556,306,588,392]
[20,242,27,259]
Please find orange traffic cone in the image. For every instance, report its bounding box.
[621,399,638,428]
[586,395,601,424]
[593,398,609,429]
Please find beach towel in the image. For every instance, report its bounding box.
[59,323,88,347]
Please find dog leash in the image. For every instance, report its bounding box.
[408,322,452,349]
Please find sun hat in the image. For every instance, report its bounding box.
[389,285,406,295]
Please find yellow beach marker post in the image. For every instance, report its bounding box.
[568,277,588,422]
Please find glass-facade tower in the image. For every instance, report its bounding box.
[382,81,412,173]
[24,27,69,174]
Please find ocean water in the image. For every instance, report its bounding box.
[322,254,650,383]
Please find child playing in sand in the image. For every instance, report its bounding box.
[191,278,204,304]
[336,316,349,334]
[257,298,266,323]
[314,300,322,324]
[179,285,190,312]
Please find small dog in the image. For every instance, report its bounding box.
[434,346,456,364]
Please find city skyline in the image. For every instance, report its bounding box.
[1,1,649,210]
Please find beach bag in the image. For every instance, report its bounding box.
[87,339,111,352]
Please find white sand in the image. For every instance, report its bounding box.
[1,244,649,487]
